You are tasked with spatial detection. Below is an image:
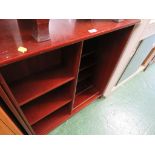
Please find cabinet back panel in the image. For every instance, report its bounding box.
[0,50,62,84]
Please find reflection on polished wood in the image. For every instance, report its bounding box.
[31,19,50,42]
[0,19,139,67]
[0,19,139,134]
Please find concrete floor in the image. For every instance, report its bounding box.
[49,64,155,135]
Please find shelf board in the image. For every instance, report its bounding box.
[76,85,93,96]
[22,88,72,125]
[80,63,96,72]
[10,68,74,106]
[82,50,95,58]
[78,72,92,83]
[32,105,69,134]
[76,77,93,95]
[74,87,99,109]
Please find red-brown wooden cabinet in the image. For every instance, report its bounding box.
[0,19,139,134]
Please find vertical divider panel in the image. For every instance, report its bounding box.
[65,42,84,113]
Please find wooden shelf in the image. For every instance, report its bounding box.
[74,87,99,109]
[80,52,96,70]
[78,68,93,83]
[77,84,93,96]
[10,68,74,106]
[80,63,96,72]
[76,73,93,93]
[32,104,70,134]
[82,50,95,58]
[78,73,92,83]
[22,84,72,125]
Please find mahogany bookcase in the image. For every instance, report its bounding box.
[0,19,139,134]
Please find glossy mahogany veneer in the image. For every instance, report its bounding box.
[0,19,139,134]
[22,83,72,125]
[0,19,139,67]
[10,68,74,106]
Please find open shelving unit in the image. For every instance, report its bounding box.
[0,19,139,134]
[32,104,70,134]
[0,42,82,134]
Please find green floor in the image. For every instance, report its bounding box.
[49,64,155,135]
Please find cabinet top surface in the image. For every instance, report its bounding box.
[0,19,139,67]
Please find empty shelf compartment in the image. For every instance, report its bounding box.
[32,104,70,134]
[1,47,76,106]
[74,86,99,109]
[22,82,72,125]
